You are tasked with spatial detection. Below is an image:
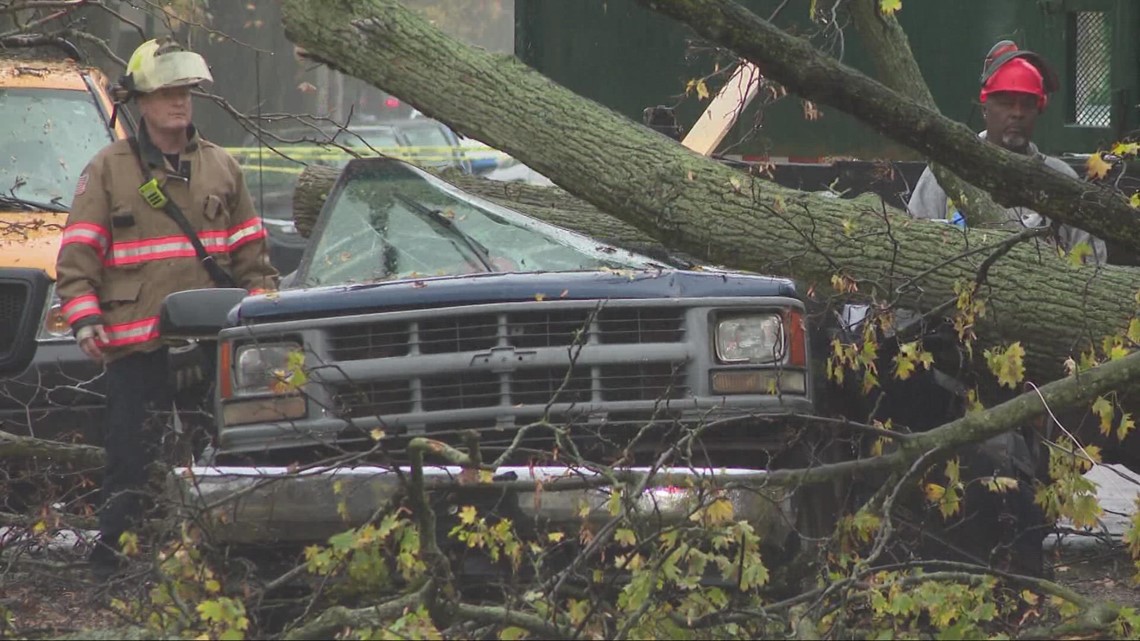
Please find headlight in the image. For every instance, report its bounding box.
[37,285,71,340]
[714,314,784,364]
[234,341,305,394]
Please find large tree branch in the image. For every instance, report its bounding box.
[280,0,1137,389]
[640,0,1140,253]
[0,429,104,468]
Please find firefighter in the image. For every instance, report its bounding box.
[55,37,278,576]
[907,40,1106,264]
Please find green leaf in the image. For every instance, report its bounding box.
[500,627,529,641]
[1128,318,1140,345]
[1068,241,1094,267]
[614,528,637,547]
[879,0,902,16]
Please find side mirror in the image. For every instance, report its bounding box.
[159,288,248,341]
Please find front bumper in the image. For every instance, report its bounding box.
[167,464,796,547]
[0,339,105,442]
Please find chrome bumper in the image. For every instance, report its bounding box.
[167,465,796,546]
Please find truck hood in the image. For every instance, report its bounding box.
[237,270,798,323]
[0,212,68,279]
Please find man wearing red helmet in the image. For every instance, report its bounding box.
[907,42,1106,264]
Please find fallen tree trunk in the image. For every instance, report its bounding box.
[0,429,104,468]
[281,0,1138,389]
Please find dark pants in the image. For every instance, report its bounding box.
[98,349,174,548]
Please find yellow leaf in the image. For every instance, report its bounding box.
[984,342,1026,389]
[879,0,902,16]
[459,505,478,525]
[369,428,385,441]
[32,520,46,534]
[534,293,546,301]
[1130,192,1140,209]
[1093,396,1114,436]
[945,458,961,485]
[479,469,494,484]
[614,528,637,547]
[1086,153,1113,180]
[205,579,221,594]
[704,497,735,525]
[924,483,946,502]
[728,176,742,193]
[696,79,710,100]
[547,531,565,543]
[119,531,139,557]
[1118,412,1135,441]
[984,476,1019,493]
[1110,141,1140,157]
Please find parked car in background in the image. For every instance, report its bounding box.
[232,117,473,274]
[0,39,128,446]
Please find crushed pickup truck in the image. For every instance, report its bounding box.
[164,157,842,553]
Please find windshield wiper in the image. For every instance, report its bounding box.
[393,193,494,271]
[0,194,68,213]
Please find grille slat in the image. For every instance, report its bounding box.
[512,367,593,405]
[419,315,498,354]
[422,372,500,411]
[332,380,412,418]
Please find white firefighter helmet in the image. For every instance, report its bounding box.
[123,37,212,95]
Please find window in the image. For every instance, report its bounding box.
[1068,11,1112,127]
[0,88,114,207]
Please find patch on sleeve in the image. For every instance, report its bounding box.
[74,172,89,197]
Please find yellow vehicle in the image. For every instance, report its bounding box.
[0,40,128,440]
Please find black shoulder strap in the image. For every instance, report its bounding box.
[127,137,237,288]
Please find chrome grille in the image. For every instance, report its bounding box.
[331,362,688,420]
[326,306,685,361]
[0,282,30,355]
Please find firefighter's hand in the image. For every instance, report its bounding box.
[168,341,207,391]
[76,324,108,362]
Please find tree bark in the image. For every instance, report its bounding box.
[281,0,1138,389]
[637,0,1140,254]
[846,0,1003,227]
[292,163,340,238]
[0,429,104,468]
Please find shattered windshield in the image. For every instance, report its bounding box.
[0,88,113,208]
[301,161,660,286]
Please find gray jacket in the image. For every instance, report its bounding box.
[906,132,1107,264]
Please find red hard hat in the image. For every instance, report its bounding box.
[980,57,1047,110]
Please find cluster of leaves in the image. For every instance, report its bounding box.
[110,526,250,640]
